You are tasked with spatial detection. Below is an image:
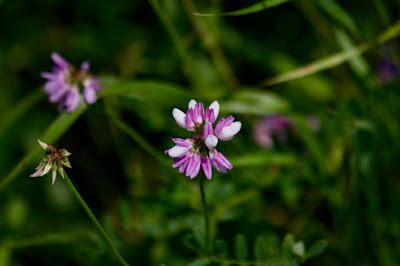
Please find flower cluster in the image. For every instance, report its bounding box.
[165,100,241,180]
[30,140,72,185]
[41,53,101,113]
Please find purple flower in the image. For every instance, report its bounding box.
[166,100,241,180]
[253,115,295,149]
[41,52,101,113]
[30,140,72,185]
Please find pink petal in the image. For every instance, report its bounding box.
[84,86,97,104]
[201,156,212,180]
[202,122,213,139]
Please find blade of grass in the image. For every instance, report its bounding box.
[194,0,294,17]
[334,28,370,77]
[259,20,400,87]
[0,103,87,192]
[316,0,363,37]
[181,0,239,89]
[0,88,45,140]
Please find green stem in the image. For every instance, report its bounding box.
[199,175,210,254]
[63,171,129,266]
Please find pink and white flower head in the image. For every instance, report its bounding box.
[30,139,72,185]
[165,99,241,180]
[41,52,101,113]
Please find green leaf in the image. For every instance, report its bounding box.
[306,239,328,259]
[221,89,290,115]
[100,80,190,106]
[195,0,294,17]
[229,152,297,168]
[254,236,267,260]
[234,234,249,260]
[316,0,362,37]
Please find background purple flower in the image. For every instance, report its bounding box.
[253,115,295,149]
[41,52,101,112]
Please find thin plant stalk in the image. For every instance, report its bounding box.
[199,175,210,254]
[63,170,129,266]
[259,20,400,87]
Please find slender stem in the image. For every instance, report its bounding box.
[199,175,210,254]
[63,170,129,266]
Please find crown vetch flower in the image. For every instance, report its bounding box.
[41,52,101,113]
[30,139,72,185]
[166,100,241,180]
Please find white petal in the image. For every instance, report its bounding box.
[188,99,197,110]
[58,167,65,179]
[172,108,186,128]
[37,139,49,150]
[218,121,242,141]
[168,145,190,158]
[205,135,218,149]
[52,169,57,185]
[41,163,52,176]
[209,101,220,119]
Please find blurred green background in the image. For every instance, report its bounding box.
[1,0,400,265]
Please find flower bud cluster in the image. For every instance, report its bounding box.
[30,140,72,185]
